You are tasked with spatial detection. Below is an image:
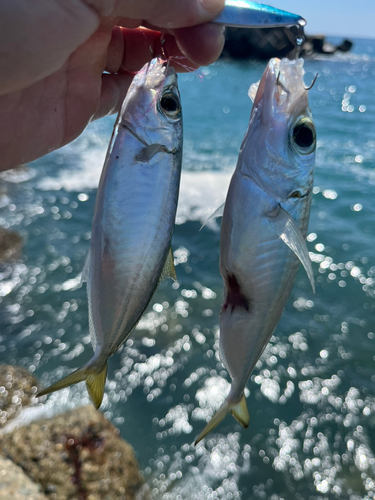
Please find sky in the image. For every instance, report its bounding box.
[274,0,374,39]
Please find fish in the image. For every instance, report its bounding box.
[38,58,183,408]
[212,0,306,29]
[195,57,316,444]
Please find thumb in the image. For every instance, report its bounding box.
[86,0,225,29]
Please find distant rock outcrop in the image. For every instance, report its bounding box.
[221,27,353,60]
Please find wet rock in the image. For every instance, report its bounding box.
[0,405,146,500]
[0,456,48,500]
[0,365,39,428]
[0,227,23,262]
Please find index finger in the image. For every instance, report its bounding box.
[105,26,223,74]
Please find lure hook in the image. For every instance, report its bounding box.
[276,71,290,94]
[305,73,318,90]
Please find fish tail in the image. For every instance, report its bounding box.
[37,360,108,409]
[194,393,250,445]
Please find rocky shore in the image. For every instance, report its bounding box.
[0,365,147,500]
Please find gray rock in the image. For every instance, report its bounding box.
[0,227,23,263]
[0,455,48,500]
[0,365,39,428]
[0,405,147,500]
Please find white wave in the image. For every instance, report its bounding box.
[38,146,105,192]
[176,170,231,225]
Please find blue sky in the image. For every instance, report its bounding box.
[275,0,374,39]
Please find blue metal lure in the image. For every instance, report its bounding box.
[212,0,305,28]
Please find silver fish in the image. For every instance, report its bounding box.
[196,58,316,444]
[38,58,183,408]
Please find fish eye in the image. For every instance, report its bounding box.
[292,118,316,154]
[159,92,181,119]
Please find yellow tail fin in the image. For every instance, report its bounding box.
[37,363,108,409]
[195,394,250,445]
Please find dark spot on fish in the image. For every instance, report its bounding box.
[289,190,302,199]
[222,274,250,313]
[287,189,309,200]
[116,156,119,159]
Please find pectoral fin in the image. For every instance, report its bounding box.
[159,246,177,283]
[200,203,225,231]
[267,205,315,293]
[135,144,168,162]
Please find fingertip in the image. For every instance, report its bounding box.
[175,23,225,67]
[199,0,226,15]
[105,25,124,74]
[93,73,134,120]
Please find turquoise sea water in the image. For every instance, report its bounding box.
[1,37,375,499]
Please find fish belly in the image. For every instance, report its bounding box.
[219,172,302,394]
[89,128,181,357]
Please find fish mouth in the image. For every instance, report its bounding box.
[251,57,307,117]
[252,58,280,108]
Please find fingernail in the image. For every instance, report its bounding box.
[200,0,225,14]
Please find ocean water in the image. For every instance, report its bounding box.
[1,37,375,499]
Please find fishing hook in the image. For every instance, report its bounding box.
[305,73,318,90]
[160,32,170,69]
[276,71,290,94]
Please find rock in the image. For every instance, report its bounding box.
[0,365,39,428]
[0,456,48,500]
[221,27,353,60]
[0,227,23,262]
[222,27,297,60]
[0,405,146,500]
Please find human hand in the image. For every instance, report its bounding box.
[0,0,225,170]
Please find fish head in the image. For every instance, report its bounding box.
[242,58,316,201]
[119,58,182,155]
